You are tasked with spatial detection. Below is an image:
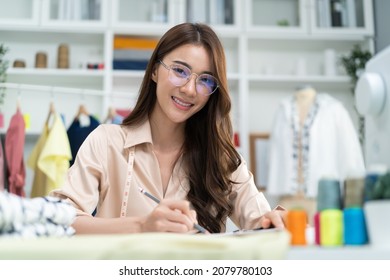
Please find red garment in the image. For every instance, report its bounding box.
[5,109,26,197]
[0,137,4,192]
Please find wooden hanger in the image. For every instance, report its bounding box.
[45,101,56,126]
[104,106,117,123]
[75,104,89,120]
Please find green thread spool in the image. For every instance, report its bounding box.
[344,177,365,208]
[320,209,343,246]
[317,178,342,211]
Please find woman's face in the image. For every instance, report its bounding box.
[152,44,213,125]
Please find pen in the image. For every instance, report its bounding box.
[138,187,207,233]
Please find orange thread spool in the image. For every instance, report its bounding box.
[287,209,307,245]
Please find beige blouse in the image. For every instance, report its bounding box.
[52,120,271,232]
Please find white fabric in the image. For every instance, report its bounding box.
[0,191,76,237]
[267,93,365,197]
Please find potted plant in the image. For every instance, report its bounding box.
[0,44,9,128]
[364,171,390,248]
[340,45,372,148]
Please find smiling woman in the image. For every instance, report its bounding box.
[51,22,286,235]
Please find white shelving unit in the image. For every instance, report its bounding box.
[0,0,375,167]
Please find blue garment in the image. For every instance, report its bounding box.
[67,115,100,166]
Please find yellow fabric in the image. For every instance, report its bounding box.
[28,124,49,198]
[29,114,72,197]
[0,230,290,260]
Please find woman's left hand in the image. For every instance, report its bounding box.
[259,210,287,229]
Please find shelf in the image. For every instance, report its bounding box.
[8,68,105,77]
[0,0,375,163]
[249,75,351,91]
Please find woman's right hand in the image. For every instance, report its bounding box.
[140,199,199,233]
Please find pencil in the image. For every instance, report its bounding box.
[138,186,207,233]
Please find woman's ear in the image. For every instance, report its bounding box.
[151,64,158,83]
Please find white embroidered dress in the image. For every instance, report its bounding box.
[267,93,365,198]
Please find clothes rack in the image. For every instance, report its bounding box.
[0,82,135,98]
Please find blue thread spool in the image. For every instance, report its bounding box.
[343,207,368,245]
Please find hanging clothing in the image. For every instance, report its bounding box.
[267,93,365,198]
[5,109,26,197]
[67,115,100,166]
[0,191,75,237]
[0,136,4,192]
[28,113,72,197]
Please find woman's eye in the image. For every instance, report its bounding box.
[172,66,187,77]
[199,76,215,87]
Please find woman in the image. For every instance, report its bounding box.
[52,23,286,234]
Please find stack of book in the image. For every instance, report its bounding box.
[186,0,234,25]
[317,0,362,28]
[113,36,158,71]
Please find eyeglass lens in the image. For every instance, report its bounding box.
[169,64,218,95]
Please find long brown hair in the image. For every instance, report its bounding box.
[122,23,241,233]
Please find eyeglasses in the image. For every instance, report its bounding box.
[159,60,219,96]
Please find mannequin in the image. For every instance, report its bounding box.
[295,85,316,126]
[267,86,365,225]
[294,85,317,194]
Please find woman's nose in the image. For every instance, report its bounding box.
[180,75,197,97]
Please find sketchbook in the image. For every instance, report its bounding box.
[214,227,282,237]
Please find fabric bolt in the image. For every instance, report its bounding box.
[52,119,272,232]
[5,109,26,197]
[268,93,365,198]
[0,230,290,260]
[67,115,100,166]
[0,191,75,237]
[28,113,72,197]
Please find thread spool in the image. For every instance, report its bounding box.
[287,209,307,246]
[35,52,47,68]
[317,178,342,211]
[314,212,321,245]
[57,43,69,69]
[344,177,365,208]
[343,207,367,245]
[320,209,343,246]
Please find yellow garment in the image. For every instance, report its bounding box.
[28,114,71,197]
[0,230,290,260]
[28,124,49,198]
